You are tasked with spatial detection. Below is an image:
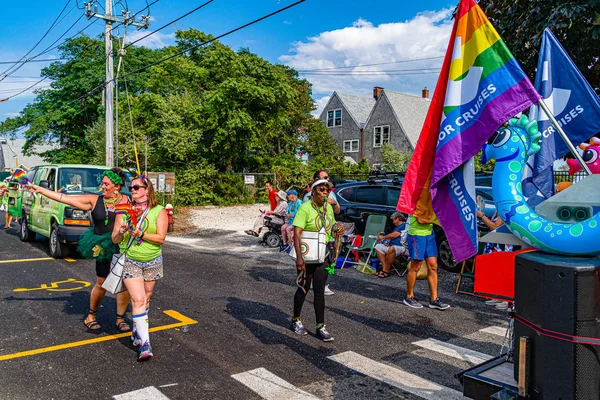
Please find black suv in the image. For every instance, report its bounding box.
[333,176,494,273]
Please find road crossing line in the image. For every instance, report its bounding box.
[113,386,170,399]
[411,338,492,365]
[328,351,464,400]
[231,367,320,400]
[479,325,508,337]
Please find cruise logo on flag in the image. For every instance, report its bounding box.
[523,28,600,205]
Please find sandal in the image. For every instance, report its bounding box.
[84,309,101,331]
[115,313,131,332]
[377,271,390,278]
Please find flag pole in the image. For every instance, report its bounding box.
[537,99,592,175]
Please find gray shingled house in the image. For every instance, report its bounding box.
[318,87,431,168]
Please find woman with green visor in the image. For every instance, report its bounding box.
[27,168,132,332]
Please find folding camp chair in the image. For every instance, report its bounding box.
[341,214,387,268]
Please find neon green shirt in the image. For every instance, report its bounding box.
[407,215,433,236]
[292,200,336,236]
[119,205,164,262]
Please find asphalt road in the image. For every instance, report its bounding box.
[0,213,510,400]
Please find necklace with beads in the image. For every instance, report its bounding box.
[102,194,121,226]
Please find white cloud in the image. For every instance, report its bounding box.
[312,95,330,118]
[125,30,176,49]
[4,112,21,118]
[280,9,453,97]
[283,20,292,25]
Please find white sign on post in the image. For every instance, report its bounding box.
[244,175,255,185]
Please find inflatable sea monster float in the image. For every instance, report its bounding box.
[481,115,600,255]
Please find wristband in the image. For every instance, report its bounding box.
[140,232,145,240]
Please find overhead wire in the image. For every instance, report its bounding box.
[295,56,445,72]
[1,0,73,77]
[81,0,307,100]
[123,0,214,50]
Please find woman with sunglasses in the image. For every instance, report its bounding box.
[27,168,131,333]
[291,179,343,342]
[112,176,167,361]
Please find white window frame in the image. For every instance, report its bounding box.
[327,108,342,127]
[373,125,390,147]
[343,139,359,153]
[372,163,382,170]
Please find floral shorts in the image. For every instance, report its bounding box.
[123,255,164,281]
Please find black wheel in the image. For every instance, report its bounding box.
[265,232,282,248]
[49,222,68,259]
[437,235,461,273]
[19,213,35,242]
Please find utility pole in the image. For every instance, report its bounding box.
[84,1,149,167]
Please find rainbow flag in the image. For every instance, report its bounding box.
[115,203,137,228]
[397,0,540,262]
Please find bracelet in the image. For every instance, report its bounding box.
[140,232,145,240]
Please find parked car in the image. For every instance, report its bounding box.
[334,178,496,273]
[13,164,131,258]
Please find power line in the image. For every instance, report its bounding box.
[124,0,214,49]
[0,77,47,102]
[299,67,441,74]
[1,0,73,76]
[81,0,307,100]
[299,71,441,76]
[295,56,445,72]
[0,58,69,65]
[111,0,159,33]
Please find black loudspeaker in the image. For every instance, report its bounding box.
[513,252,600,399]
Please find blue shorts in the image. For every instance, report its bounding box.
[407,232,437,261]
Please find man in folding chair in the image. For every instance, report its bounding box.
[374,212,408,278]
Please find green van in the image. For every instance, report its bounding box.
[18,164,130,258]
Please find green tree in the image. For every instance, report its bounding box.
[480,0,600,92]
[381,143,412,172]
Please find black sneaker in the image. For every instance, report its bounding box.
[316,325,334,342]
[429,298,450,310]
[291,319,308,335]
[403,296,423,308]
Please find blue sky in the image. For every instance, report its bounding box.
[0,0,455,125]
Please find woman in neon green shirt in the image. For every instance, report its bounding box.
[291,179,343,342]
[112,176,167,361]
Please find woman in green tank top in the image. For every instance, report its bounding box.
[112,176,167,361]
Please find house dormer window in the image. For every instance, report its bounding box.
[373,125,390,147]
[327,109,342,127]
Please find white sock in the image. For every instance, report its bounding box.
[133,312,150,344]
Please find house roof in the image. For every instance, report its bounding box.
[0,138,57,171]
[381,90,430,148]
[319,91,375,128]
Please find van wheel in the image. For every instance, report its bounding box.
[437,236,461,273]
[49,223,68,259]
[20,213,35,242]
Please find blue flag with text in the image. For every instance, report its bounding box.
[524,28,600,206]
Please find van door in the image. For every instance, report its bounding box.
[35,168,57,237]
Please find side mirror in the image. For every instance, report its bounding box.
[39,180,49,189]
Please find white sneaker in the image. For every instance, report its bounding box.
[324,285,334,296]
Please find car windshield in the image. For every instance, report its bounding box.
[58,168,133,196]
[58,168,108,194]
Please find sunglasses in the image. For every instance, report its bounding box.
[316,186,331,193]
[128,185,147,191]
[322,176,329,180]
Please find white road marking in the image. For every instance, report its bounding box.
[328,351,463,400]
[158,383,178,388]
[232,368,319,400]
[479,326,508,337]
[412,338,492,365]
[113,386,170,400]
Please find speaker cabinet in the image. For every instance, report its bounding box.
[513,252,600,399]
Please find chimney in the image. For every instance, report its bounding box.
[422,87,430,99]
[373,86,384,100]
